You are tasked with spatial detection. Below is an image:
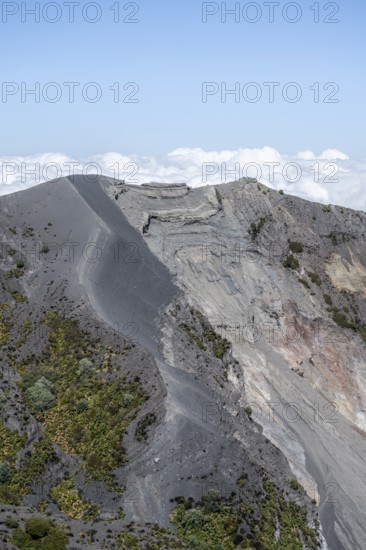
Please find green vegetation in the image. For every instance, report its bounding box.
[135,413,157,442]
[202,324,230,359]
[332,312,357,330]
[26,377,55,412]
[4,517,19,528]
[6,288,27,303]
[117,524,187,549]
[0,310,11,345]
[6,268,24,279]
[51,476,99,520]
[244,406,252,417]
[288,241,304,253]
[298,277,310,289]
[322,204,331,213]
[0,428,57,505]
[181,324,207,351]
[0,389,6,409]
[323,294,332,306]
[330,309,366,345]
[290,479,304,493]
[18,313,146,483]
[249,217,267,241]
[0,462,13,484]
[359,324,366,344]
[0,421,25,468]
[170,477,319,550]
[307,272,322,286]
[16,259,25,269]
[283,255,299,270]
[22,227,34,238]
[186,308,230,360]
[11,517,68,549]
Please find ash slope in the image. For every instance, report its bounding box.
[0,175,323,549]
[116,178,366,550]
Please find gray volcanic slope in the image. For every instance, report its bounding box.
[1,174,364,549]
[114,179,366,550]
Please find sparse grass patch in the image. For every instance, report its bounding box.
[51,476,99,520]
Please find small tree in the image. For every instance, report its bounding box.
[26,377,55,412]
[77,358,95,378]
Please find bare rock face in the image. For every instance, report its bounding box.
[116,178,366,549]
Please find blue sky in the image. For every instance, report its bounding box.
[0,0,364,159]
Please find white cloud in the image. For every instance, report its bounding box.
[0,148,365,211]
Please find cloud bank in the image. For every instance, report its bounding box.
[0,147,365,211]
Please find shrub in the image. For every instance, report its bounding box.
[249,217,267,241]
[16,259,25,269]
[6,289,27,303]
[0,462,12,484]
[5,516,19,528]
[332,312,356,329]
[12,518,68,549]
[283,255,299,270]
[307,271,322,286]
[77,358,95,378]
[26,377,55,412]
[76,399,88,413]
[181,508,206,530]
[244,406,253,417]
[11,528,31,547]
[290,479,303,492]
[25,518,51,539]
[288,241,303,253]
[135,413,157,442]
[323,294,332,305]
[322,204,331,212]
[123,393,134,407]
